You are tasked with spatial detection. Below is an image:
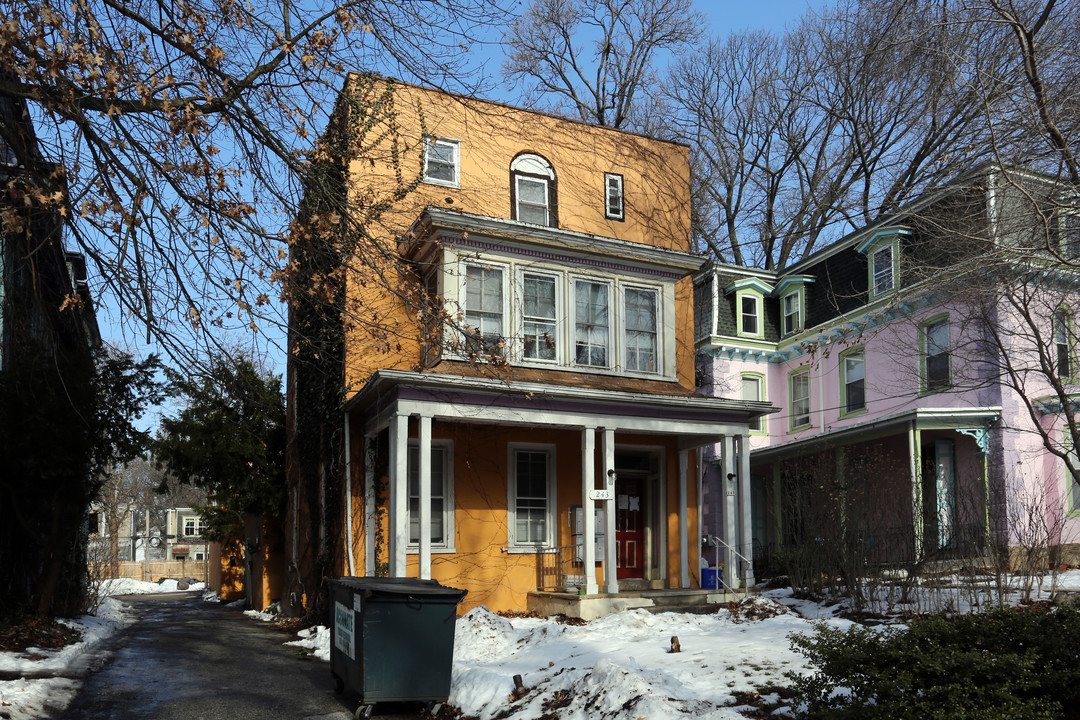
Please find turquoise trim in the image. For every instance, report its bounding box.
[773,275,816,297]
[856,226,913,255]
[724,276,774,295]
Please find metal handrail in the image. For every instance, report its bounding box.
[704,535,751,597]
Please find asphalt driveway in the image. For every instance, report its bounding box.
[61,592,423,720]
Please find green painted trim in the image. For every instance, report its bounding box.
[867,238,900,300]
[735,288,765,339]
[773,275,816,297]
[919,312,952,395]
[855,226,913,255]
[740,371,767,436]
[787,365,813,432]
[724,276,774,295]
[838,345,867,418]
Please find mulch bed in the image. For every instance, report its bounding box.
[0,615,82,653]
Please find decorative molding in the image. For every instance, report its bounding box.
[449,236,683,280]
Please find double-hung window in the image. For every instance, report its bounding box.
[738,293,761,337]
[842,349,866,415]
[782,291,801,336]
[509,446,554,548]
[407,443,453,549]
[423,137,459,187]
[464,263,506,356]
[872,245,895,296]
[521,272,558,361]
[605,173,624,220]
[1056,308,1073,380]
[574,280,610,367]
[184,517,205,537]
[624,286,659,373]
[741,374,764,432]
[511,153,556,227]
[923,317,951,391]
[790,369,811,429]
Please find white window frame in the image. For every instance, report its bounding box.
[922,316,951,393]
[736,290,763,338]
[507,444,556,551]
[571,276,613,370]
[515,174,550,226]
[782,290,802,337]
[841,348,866,415]
[183,517,205,537]
[422,137,459,188]
[407,440,455,552]
[516,268,563,365]
[790,368,811,430]
[605,173,624,220]
[870,243,896,298]
[621,283,662,375]
[460,260,510,358]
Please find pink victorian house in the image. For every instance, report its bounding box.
[696,164,1080,582]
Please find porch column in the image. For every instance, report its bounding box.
[581,427,599,595]
[418,414,432,580]
[344,413,355,576]
[602,428,618,594]
[739,434,755,587]
[909,421,923,559]
[388,413,408,577]
[364,432,376,575]
[722,435,737,584]
[678,449,690,588]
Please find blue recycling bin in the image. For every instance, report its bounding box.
[701,566,723,589]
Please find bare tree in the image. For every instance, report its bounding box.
[503,0,703,129]
[663,0,1023,268]
[0,0,507,366]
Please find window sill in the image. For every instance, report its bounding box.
[789,423,813,433]
[503,545,554,554]
[839,408,868,420]
[422,177,459,189]
[406,547,457,555]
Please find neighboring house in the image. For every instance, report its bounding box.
[87,503,136,564]
[166,508,209,563]
[285,77,769,618]
[695,164,1080,575]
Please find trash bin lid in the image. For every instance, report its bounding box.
[330,576,467,600]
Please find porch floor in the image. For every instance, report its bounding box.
[528,587,759,621]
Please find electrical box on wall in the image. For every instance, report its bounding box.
[570,505,605,562]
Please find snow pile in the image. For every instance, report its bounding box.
[96,577,205,596]
[285,625,331,662]
[448,595,842,720]
[0,597,134,720]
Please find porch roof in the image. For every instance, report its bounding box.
[749,406,1002,463]
[345,369,775,449]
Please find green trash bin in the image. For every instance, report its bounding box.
[328,577,467,715]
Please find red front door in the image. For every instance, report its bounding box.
[616,477,644,579]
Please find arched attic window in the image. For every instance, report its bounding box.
[510,153,557,227]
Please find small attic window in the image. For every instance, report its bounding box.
[511,153,557,227]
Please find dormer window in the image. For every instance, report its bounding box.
[741,294,760,336]
[1063,213,1080,259]
[782,292,801,336]
[423,137,459,187]
[872,245,894,295]
[511,153,557,227]
[726,277,772,340]
[857,228,909,300]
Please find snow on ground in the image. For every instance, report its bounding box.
[0,580,206,720]
[0,597,132,720]
[288,592,857,719]
[285,625,331,662]
[94,577,206,596]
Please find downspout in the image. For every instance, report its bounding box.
[344,412,356,576]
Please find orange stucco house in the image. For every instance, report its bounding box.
[285,76,770,619]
